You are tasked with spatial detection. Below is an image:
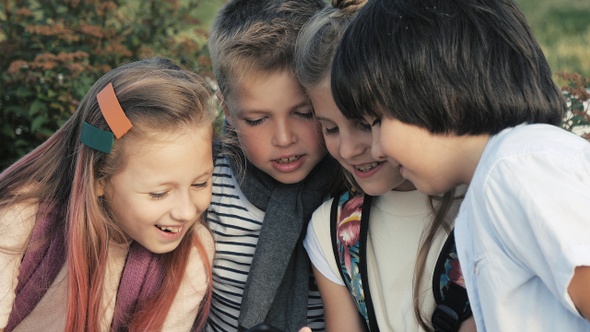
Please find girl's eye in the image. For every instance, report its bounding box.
[370,118,382,127]
[323,126,339,135]
[191,181,209,189]
[149,192,169,200]
[357,121,372,132]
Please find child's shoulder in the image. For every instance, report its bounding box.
[309,191,357,231]
[485,124,589,165]
[0,199,38,249]
[495,124,584,149]
[0,196,38,216]
[473,124,590,201]
[213,154,235,175]
[311,194,339,220]
[193,222,215,261]
[213,155,232,171]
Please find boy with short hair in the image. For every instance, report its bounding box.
[205,1,338,331]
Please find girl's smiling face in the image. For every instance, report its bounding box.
[307,78,412,195]
[101,126,213,254]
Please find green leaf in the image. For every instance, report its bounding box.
[3,105,26,116]
[46,89,58,98]
[14,139,30,148]
[15,86,34,98]
[29,99,48,117]
[31,116,48,133]
[1,124,16,139]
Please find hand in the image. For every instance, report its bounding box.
[458,316,477,332]
[568,266,590,320]
[298,327,312,332]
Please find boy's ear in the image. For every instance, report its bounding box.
[217,91,233,126]
[95,180,105,197]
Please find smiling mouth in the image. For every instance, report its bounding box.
[354,161,382,172]
[274,155,302,164]
[155,225,181,233]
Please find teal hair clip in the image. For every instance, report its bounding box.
[80,121,114,153]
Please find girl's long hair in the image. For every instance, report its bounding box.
[412,190,461,331]
[0,57,216,331]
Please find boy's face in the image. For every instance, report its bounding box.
[223,70,326,184]
[372,111,475,195]
[307,78,412,195]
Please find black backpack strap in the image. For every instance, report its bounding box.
[358,195,379,332]
[329,194,348,290]
[329,192,379,331]
[431,230,472,332]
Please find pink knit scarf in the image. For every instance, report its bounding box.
[110,241,165,332]
[5,203,164,332]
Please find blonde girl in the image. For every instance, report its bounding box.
[0,57,215,331]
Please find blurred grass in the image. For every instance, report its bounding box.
[515,0,590,82]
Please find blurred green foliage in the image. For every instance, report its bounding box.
[0,0,588,170]
[0,0,218,169]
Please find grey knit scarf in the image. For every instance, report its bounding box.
[232,155,339,332]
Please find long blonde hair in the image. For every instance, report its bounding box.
[0,57,216,331]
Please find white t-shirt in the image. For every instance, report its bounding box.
[305,189,457,330]
[0,203,214,331]
[455,124,590,331]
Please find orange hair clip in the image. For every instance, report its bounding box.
[96,83,133,139]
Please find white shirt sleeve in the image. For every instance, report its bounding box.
[484,144,590,314]
[304,220,344,286]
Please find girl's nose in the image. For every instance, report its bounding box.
[171,192,198,222]
[339,132,367,160]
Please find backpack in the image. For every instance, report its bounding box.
[329,192,472,332]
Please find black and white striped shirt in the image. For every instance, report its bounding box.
[206,157,325,331]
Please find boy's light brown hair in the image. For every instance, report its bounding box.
[208,0,325,98]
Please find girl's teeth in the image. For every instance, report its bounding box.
[156,225,181,233]
[355,162,379,172]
